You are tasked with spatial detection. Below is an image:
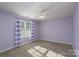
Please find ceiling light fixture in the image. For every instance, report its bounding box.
[39,12,46,19]
[38,4,55,19]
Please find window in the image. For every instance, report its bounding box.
[21,20,32,38]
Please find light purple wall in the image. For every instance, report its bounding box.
[0,10,15,51]
[39,17,73,44]
[73,3,79,57]
[0,10,39,52]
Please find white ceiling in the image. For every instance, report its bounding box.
[0,2,77,20]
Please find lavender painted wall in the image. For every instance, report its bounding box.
[0,10,15,52]
[39,17,73,44]
[73,3,79,56]
[0,10,39,52]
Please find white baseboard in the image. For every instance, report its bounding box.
[0,39,71,53]
[0,42,31,53]
[39,39,72,45]
[0,46,15,53]
[0,39,38,53]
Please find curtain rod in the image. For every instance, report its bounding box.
[15,16,30,20]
